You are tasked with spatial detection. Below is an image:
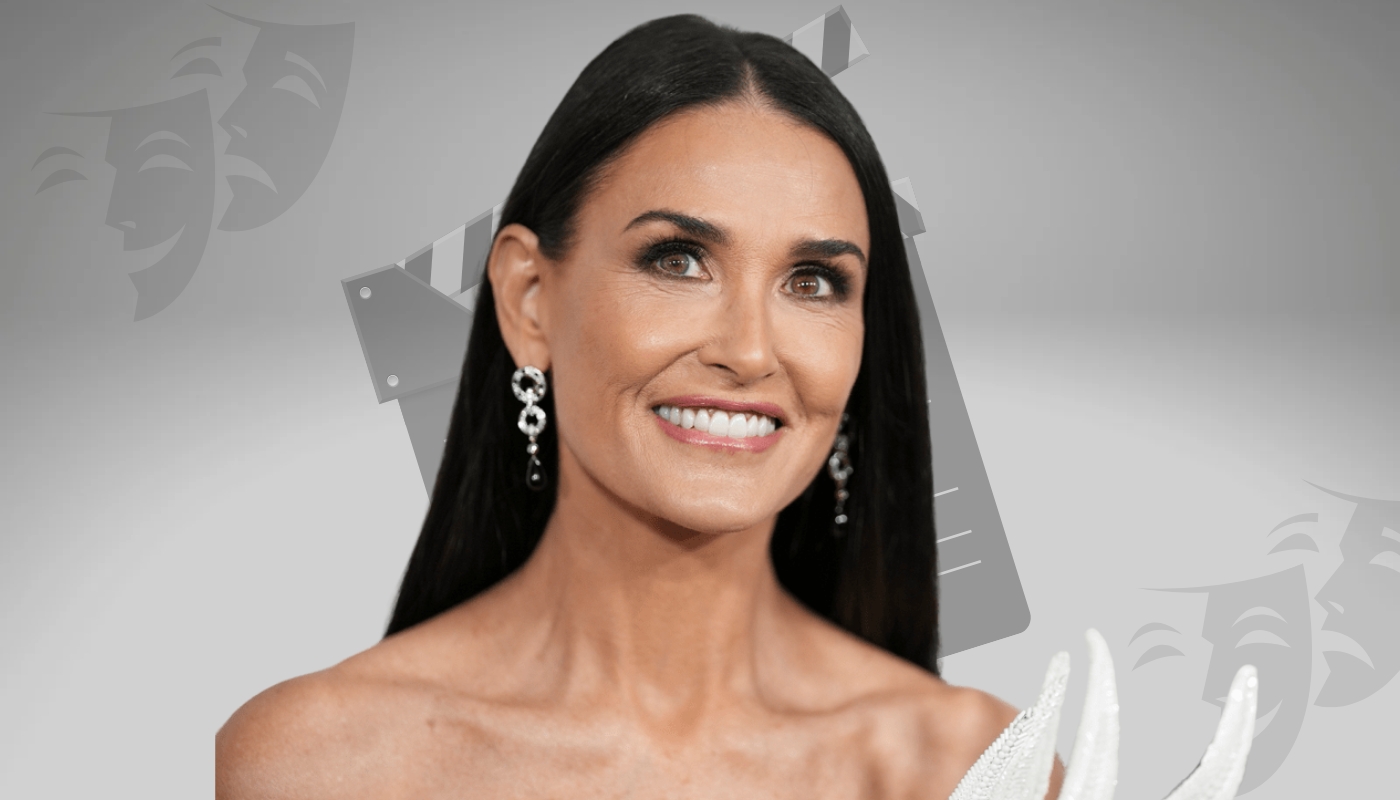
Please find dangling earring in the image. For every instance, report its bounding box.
[512,366,548,491]
[828,412,853,531]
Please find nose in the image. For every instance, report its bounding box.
[698,283,779,384]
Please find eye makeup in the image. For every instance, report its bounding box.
[631,234,856,301]
[788,264,850,300]
[635,236,708,279]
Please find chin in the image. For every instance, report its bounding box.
[650,499,776,537]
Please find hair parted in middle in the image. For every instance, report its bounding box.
[386,13,940,673]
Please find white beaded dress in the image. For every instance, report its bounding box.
[946,629,1259,800]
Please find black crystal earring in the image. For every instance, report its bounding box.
[827,413,853,532]
[512,366,548,491]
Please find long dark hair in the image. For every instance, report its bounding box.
[385,14,939,672]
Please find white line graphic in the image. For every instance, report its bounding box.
[939,560,982,576]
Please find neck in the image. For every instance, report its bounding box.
[495,445,790,723]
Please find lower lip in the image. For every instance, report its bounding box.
[654,413,782,453]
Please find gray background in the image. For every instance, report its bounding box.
[2,0,1396,798]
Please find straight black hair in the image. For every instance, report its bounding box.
[385,14,940,673]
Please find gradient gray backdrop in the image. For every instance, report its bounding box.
[2,1,1397,798]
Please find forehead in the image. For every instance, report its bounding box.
[583,102,868,245]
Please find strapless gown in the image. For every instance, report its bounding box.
[946,629,1258,800]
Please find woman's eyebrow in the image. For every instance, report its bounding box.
[624,209,867,267]
[624,209,727,244]
[791,239,866,268]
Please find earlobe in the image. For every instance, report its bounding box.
[488,223,552,371]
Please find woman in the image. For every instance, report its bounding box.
[217,14,1066,799]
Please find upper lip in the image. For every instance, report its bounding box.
[655,395,787,424]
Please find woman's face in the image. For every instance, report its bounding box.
[518,101,868,535]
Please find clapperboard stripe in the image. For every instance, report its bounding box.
[890,177,927,238]
[343,7,1029,659]
[782,5,870,78]
[395,203,503,309]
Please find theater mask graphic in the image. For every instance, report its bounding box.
[1156,564,1312,794]
[213,7,354,231]
[1310,485,1400,708]
[54,89,216,320]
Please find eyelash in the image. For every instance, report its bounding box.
[635,236,852,301]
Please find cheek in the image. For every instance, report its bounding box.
[773,308,863,407]
[557,277,687,379]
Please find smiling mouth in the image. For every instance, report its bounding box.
[653,403,782,440]
[649,406,784,451]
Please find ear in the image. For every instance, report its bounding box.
[487,222,552,372]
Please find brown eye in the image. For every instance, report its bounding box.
[654,250,703,278]
[787,273,831,297]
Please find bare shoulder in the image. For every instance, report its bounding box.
[217,671,338,798]
[775,596,1063,797]
[914,682,1022,765]
[788,612,1016,761]
[856,672,1064,799]
[215,631,452,800]
[216,666,385,799]
[912,681,1065,800]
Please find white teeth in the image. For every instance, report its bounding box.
[727,413,748,438]
[708,410,729,436]
[654,404,779,440]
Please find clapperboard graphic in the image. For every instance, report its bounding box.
[893,179,1032,657]
[341,6,1029,658]
[781,5,870,76]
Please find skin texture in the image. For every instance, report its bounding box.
[217,99,1065,799]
